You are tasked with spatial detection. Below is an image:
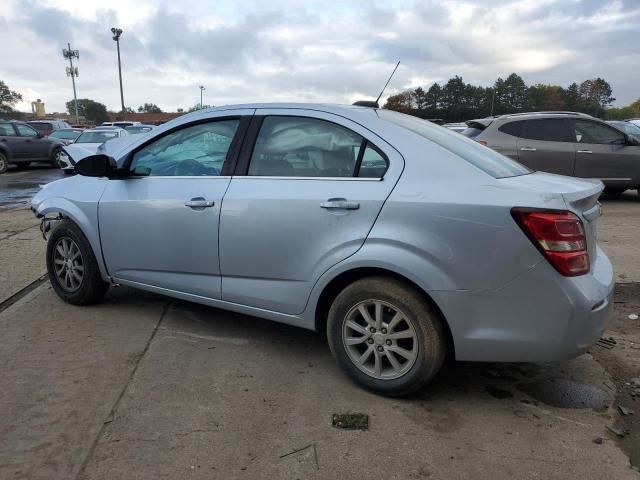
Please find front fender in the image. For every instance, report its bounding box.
[34,192,110,282]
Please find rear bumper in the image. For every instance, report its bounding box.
[432,245,615,362]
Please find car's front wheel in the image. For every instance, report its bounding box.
[327,276,446,396]
[46,220,109,305]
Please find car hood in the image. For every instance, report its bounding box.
[63,143,101,161]
[63,135,139,163]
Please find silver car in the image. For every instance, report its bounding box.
[31,104,614,396]
[464,112,640,196]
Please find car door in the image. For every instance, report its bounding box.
[14,124,49,160]
[515,118,575,175]
[218,109,403,315]
[571,119,640,188]
[98,112,252,299]
[0,123,22,159]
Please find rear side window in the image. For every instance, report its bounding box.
[498,121,525,137]
[521,119,571,142]
[248,116,388,178]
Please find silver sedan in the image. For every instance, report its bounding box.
[31,103,614,396]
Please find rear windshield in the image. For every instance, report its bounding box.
[378,110,531,178]
[76,131,119,143]
[50,130,82,140]
[461,127,484,138]
[28,123,52,132]
[125,126,153,134]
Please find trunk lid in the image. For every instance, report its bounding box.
[499,171,603,266]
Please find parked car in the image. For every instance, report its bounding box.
[101,121,141,128]
[607,120,640,141]
[463,112,640,195]
[125,124,155,135]
[58,127,129,173]
[27,119,72,137]
[32,103,613,396]
[48,128,84,145]
[626,118,640,128]
[0,120,65,173]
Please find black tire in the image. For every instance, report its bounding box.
[50,147,62,168]
[16,162,31,170]
[327,276,446,397]
[46,220,109,305]
[0,152,8,174]
[603,188,625,195]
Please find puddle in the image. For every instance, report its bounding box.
[517,379,609,411]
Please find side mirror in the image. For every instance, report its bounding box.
[75,154,118,177]
[626,135,640,147]
[36,132,44,139]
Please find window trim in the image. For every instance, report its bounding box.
[122,115,251,177]
[235,114,389,179]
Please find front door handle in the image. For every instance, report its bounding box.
[519,147,537,152]
[320,199,360,210]
[577,149,592,154]
[185,197,215,208]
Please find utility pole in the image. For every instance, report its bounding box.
[62,43,80,124]
[111,28,125,113]
[199,85,205,109]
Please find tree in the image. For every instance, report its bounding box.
[187,103,213,112]
[65,98,109,124]
[563,83,581,111]
[528,84,566,111]
[137,103,163,113]
[0,81,23,113]
[579,78,615,117]
[382,93,412,113]
[412,87,428,111]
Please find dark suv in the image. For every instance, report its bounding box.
[464,112,640,195]
[27,119,72,137]
[0,120,65,173]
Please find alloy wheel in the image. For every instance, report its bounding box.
[342,300,419,380]
[53,237,84,292]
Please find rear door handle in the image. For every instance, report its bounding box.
[577,149,592,154]
[185,197,215,208]
[519,147,537,152]
[320,199,360,210]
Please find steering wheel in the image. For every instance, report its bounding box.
[173,158,209,176]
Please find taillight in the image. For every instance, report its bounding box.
[477,140,488,146]
[511,208,589,277]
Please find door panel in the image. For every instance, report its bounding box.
[515,119,575,175]
[98,112,253,299]
[99,177,231,298]
[219,109,403,315]
[14,124,47,160]
[570,119,640,187]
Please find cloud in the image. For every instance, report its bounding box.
[1,0,638,114]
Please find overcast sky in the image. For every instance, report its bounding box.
[2,0,638,113]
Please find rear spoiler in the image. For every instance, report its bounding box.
[465,118,493,130]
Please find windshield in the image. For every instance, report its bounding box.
[75,131,120,144]
[378,110,531,178]
[50,130,82,140]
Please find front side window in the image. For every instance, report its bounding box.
[131,120,240,176]
[521,119,570,142]
[0,123,16,136]
[248,116,387,178]
[573,120,625,145]
[50,130,81,140]
[15,124,38,137]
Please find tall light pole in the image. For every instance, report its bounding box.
[62,43,80,124]
[199,85,205,109]
[111,27,125,113]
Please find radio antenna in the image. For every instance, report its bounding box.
[375,61,400,105]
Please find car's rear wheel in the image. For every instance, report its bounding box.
[46,220,109,305]
[50,147,62,168]
[327,276,446,396]
[0,152,8,174]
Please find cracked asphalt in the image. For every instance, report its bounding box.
[0,171,639,479]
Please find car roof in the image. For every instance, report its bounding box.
[82,127,122,132]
